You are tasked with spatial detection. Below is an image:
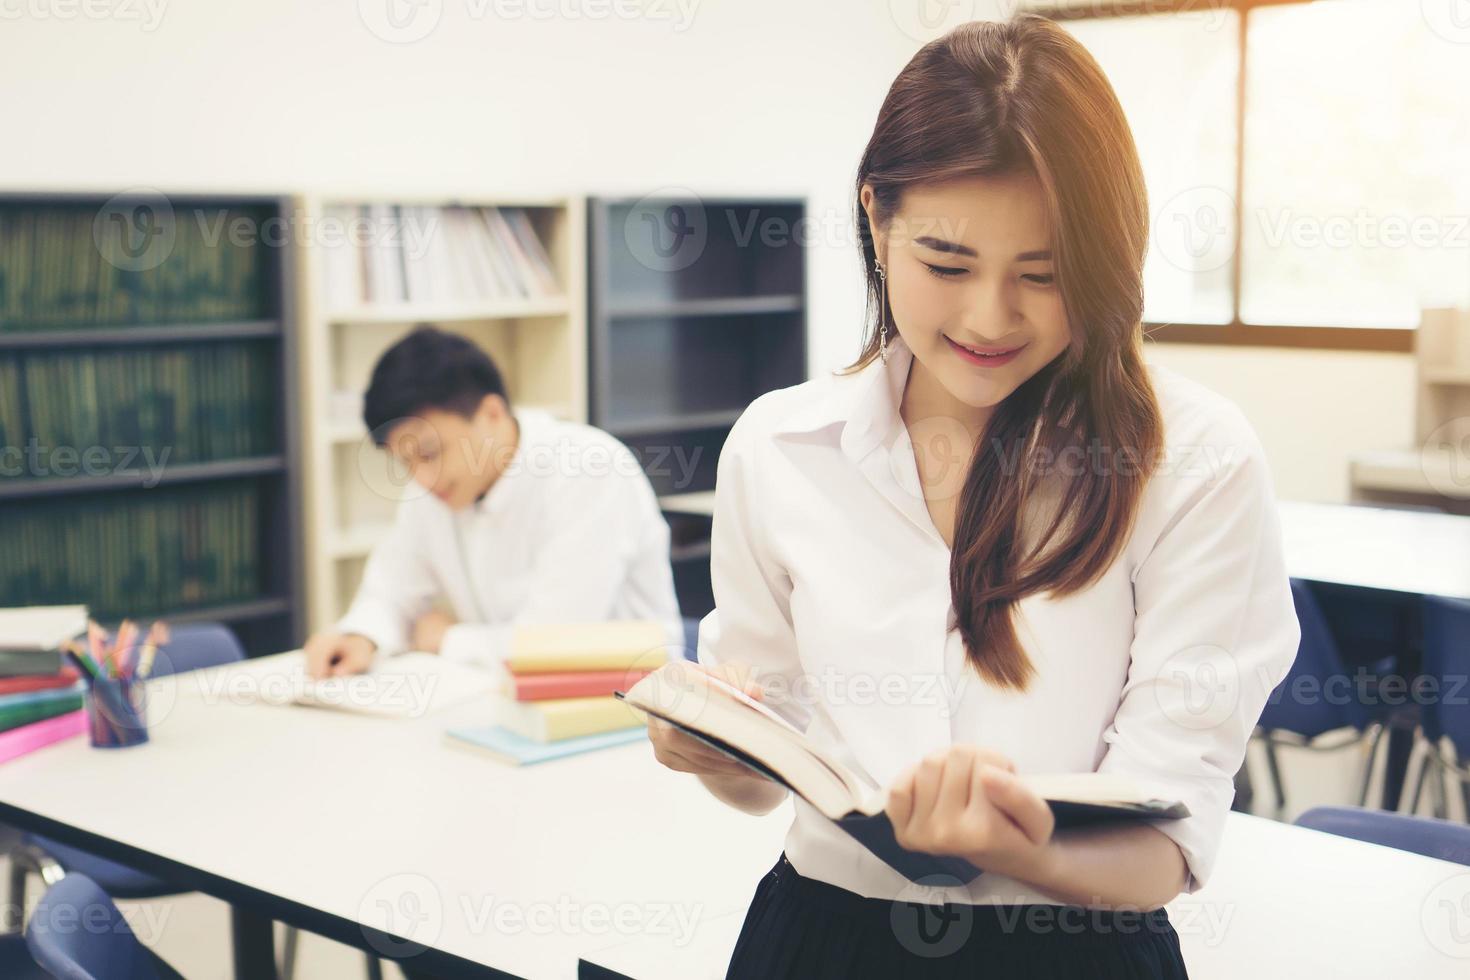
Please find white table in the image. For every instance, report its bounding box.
[0,655,790,979]
[1278,499,1470,600]
[581,812,1470,980]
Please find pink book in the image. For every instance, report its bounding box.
[0,709,86,764]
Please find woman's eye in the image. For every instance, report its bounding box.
[1022,274,1055,286]
[922,262,966,280]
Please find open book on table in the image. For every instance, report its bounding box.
[617,665,1189,884]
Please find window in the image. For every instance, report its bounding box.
[1046,0,1470,351]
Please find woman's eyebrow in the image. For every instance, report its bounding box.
[912,235,1051,262]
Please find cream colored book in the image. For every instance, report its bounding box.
[618,664,1188,884]
[497,694,646,742]
[506,621,671,673]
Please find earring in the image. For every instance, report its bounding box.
[875,260,889,365]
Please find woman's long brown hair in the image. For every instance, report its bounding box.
[847,15,1163,690]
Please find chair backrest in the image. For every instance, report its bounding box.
[24,873,163,980]
[1257,580,1370,737]
[1296,805,1470,867]
[1420,594,1470,753]
[148,622,246,678]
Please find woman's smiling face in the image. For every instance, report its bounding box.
[862,172,1072,414]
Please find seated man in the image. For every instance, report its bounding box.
[304,325,682,676]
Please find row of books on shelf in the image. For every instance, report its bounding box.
[0,205,271,331]
[0,482,261,619]
[322,204,559,310]
[0,606,90,764]
[447,621,670,765]
[0,344,279,474]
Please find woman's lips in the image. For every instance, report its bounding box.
[944,335,1027,367]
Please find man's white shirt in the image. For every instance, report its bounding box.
[336,408,684,666]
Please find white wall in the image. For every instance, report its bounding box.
[0,0,1420,502]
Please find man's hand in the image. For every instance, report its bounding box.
[411,610,457,654]
[303,631,376,679]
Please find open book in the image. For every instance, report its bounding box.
[617,665,1189,884]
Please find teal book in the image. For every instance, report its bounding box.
[444,724,647,766]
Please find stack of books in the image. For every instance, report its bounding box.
[447,621,672,766]
[0,605,90,762]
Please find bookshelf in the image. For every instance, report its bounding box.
[297,194,587,631]
[588,195,808,618]
[0,192,304,655]
[1350,307,1470,513]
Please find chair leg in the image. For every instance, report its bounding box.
[280,925,299,980]
[1262,740,1287,813]
[364,954,383,980]
[1431,760,1450,820]
[4,860,24,934]
[1410,754,1433,816]
[1357,725,1386,807]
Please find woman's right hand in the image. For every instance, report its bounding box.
[646,660,773,781]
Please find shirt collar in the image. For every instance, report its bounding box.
[773,333,914,463]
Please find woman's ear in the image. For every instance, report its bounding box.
[859,183,885,266]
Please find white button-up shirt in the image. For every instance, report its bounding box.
[697,335,1300,904]
[337,409,684,666]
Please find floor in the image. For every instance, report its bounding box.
[1,735,1462,979]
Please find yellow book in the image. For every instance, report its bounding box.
[506,621,671,674]
[498,694,646,743]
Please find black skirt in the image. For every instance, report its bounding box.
[725,854,1190,980]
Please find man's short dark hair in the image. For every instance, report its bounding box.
[363,325,510,446]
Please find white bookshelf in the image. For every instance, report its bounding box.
[297,194,588,632]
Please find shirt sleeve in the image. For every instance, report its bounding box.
[696,410,812,732]
[335,502,441,656]
[1096,418,1300,894]
[439,442,680,668]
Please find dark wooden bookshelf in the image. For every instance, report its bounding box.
[0,192,304,656]
[588,195,808,618]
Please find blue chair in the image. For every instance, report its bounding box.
[1411,596,1470,820]
[681,616,701,661]
[22,873,183,980]
[1295,805,1470,866]
[1252,580,1399,811]
[4,626,245,963]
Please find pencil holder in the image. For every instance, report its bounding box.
[85,675,149,749]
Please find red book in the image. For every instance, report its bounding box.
[0,669,79,697]
[506,669,653,702]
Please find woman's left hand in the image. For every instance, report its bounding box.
[886,744,1057,881]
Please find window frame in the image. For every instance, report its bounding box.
[1030,0,1415,353]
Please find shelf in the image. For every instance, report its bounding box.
[154,596,294,626]
[606,295,803,319]
[0,456,288,501]
[328,297,569,325]
[1423,366,1470,386]
[0,320,282,350]
[659,491,717,517]
[1350,449,1470,500]
[608,409,743,439]
[331,522,391,560]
